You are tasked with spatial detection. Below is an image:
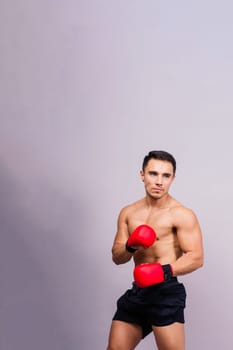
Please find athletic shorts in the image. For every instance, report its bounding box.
[113,277,186,338]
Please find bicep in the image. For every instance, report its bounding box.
[176,210,203,254]
[112,208,130,245]
[111,208,133,264]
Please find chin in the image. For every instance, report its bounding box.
[149,193,163,200]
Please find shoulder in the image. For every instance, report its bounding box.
[120,198,145,213]
[118,198,145,220]
[169,200,198,225]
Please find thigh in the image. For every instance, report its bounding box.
[107,320,142,350]
[152,322,185,350]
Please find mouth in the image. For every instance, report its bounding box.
[152,188,163,193]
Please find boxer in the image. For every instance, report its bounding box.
[107,150,204,350]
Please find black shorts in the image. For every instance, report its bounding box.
[113,278,186,338]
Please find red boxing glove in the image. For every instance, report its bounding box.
[126,225,156,253]
[134,263,173,288]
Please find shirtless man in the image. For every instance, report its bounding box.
[106,150,204,350]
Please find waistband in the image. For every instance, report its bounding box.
[132,277,178,291]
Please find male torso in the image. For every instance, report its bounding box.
[125,195,184,266]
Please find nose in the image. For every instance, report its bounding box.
[156,175,163,186]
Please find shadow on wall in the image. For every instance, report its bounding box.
[0,162,90,350]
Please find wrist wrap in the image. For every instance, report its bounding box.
[125,242,137,253]
[162,264,173,281]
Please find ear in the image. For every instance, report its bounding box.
[140,170,144,182]
[171,174,176,183]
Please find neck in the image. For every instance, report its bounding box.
[145,193,171,209]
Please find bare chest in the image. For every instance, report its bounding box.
[128,208,176,240]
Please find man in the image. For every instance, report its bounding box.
[106,150,204,350]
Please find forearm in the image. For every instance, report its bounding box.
[171,251,204,276]
[112,242,133,265]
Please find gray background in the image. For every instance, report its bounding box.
[1,1,233,349]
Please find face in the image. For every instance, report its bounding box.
[140,159,175,200]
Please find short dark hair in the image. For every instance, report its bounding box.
[142,150,176,174]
